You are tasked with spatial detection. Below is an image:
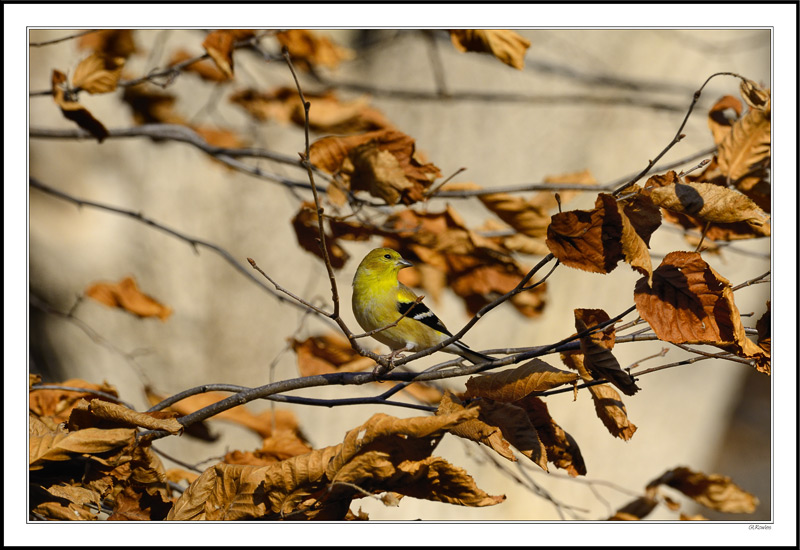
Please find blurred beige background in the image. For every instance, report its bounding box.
[28,28,771,521]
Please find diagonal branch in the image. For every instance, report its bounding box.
[29,124,327,191]
[29,177,327,317]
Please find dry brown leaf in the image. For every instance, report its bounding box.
[83,399,183,434]
[608,491,659,521]
[146,387,302,440]
[44,484,102,513]
[71,53,125,94]
[202,30,255,79]
[547,193,652,278]
[191,125,244,149]
[436,393,515,462]
[291,202,351,268]
[169,409,502,520]
[478,400,548,470]
[707,95,743,145]
[33,499,98,521]
[310,130,441,205]
[230,87,392,133]
[484,172,601,255]
[169,49,229,82]
[648,170,770,240]
[30,426,136,469]
[717,98,770,190]
[739,78,770,111]
[78,29,137,58]
[225,431,313,467]
[680,513,709,520]
[166,468,201,485]
[634,251,770,373]
[449,29,531,69]
[291,333,375,377]
[276,29,353,71]
[588,384,637,440]
[501,233,552,256]
[85,276,172,321]
[618,185,663,247]
[647,179,769,228]
[478,192,552,239]
[30,378,120,424]
[649,466,758,514]
[575,313,640,397]
[380,206,546,318]
[51,69,108,142]
[122,84,184,125]
[514,395,586,476]
[465,359,579,402]
[107,483,173,521]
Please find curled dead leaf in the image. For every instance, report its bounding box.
[716,98,770,189]
[465,359,579,402]
[84,399,183,434]
[169,409,502,520]
[30,426,136,469]
[588,384,637,440]
[634,251,769,373]
[276,29,353,71]
[78,29,137,59]
[648,466,758,514]
[547,193,652,278]
[575,313,640,396]
[85,276,172,320]
[291,333,375,376]
[291,202,350,268]
[231,87,392,133]
[72,53,125,94]
[122,84,183,125]
[514,395,586,476]
[170,49,230,82]
[449,29,531,70]
[646,179,769,227]
[707,95,743,145]
[51,69,109,142]
[309,130,441,205]
[202,29,255,79]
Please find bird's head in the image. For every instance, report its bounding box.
[355,248,413,278]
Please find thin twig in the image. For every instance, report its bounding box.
[30,177,326,317]
[29,29,99,47]
[610,72,746,196]
[29,125,326,190]
[433,146,717,198]
[151,446,204,474]
[30,293,152,385]
[732,270,770,291]
[283,49,341,318]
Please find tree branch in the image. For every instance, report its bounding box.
[29,177,327,317]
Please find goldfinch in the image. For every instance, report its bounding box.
[352,247,494,364]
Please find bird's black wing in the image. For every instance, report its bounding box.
[397,300,452,336]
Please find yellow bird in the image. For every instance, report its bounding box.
[352,248,494,364]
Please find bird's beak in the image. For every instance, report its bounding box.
[397,258,413,269]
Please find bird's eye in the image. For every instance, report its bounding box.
[383,254,391,259]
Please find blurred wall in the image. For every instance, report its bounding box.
[28,28,771,520]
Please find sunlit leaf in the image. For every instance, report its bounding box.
[85,276,172,321]
[449,29,531,69]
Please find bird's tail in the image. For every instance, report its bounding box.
[449,340,495,365]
